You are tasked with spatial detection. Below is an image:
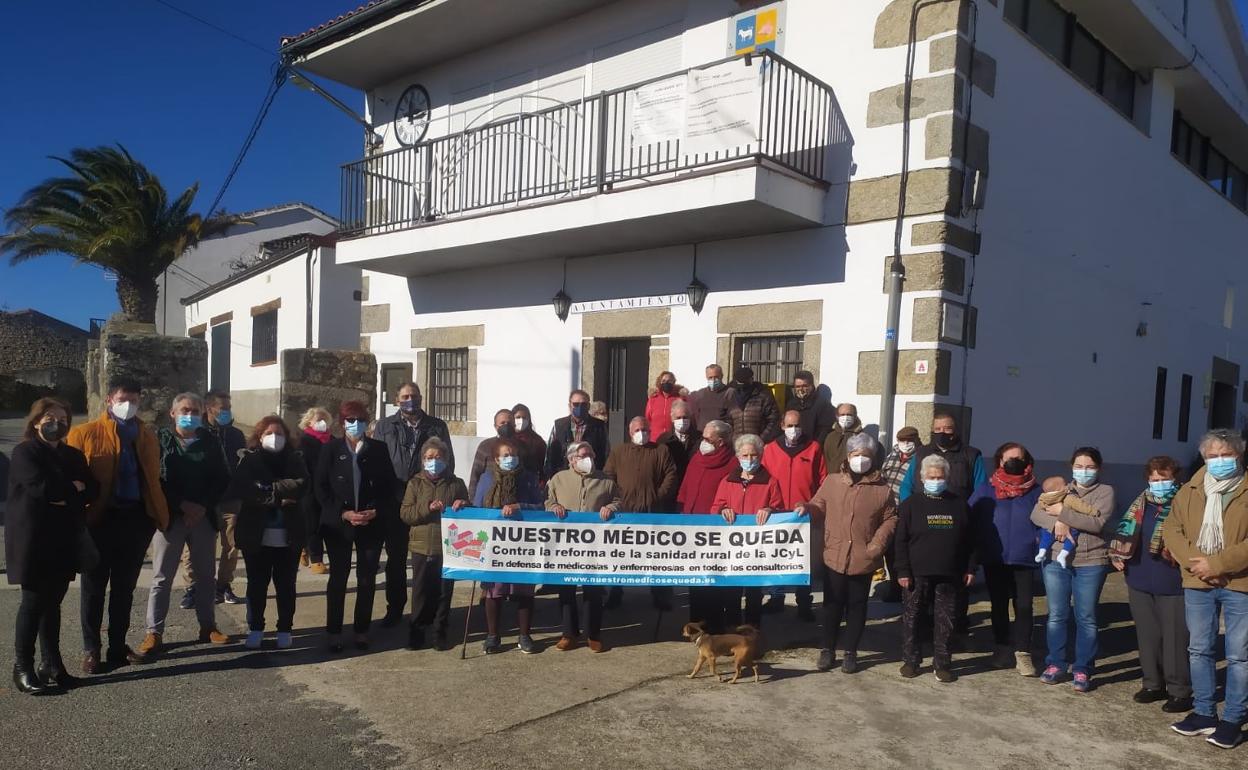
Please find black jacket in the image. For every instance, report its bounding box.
[788,393,837,445]
[157,427,231,530]
[912,442,983,501]
[656,429,698,483]
[229,447,309,553]
[894,491,976,579]
[299,431,327,527]
[5,439,96,585]
[207,423,247,474]
[544,415,610,478]
[373,411,454,483]
[314,436,396,542]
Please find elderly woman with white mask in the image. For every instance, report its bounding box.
[1163,429,1248,749]
[797,432,896,674]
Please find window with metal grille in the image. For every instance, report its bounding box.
[430,348,469,422]
[734,336,804,385]
[251,310,278,365]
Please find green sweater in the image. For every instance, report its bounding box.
[158,427,231,528]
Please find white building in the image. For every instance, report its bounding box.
[181,235,362,423]
[158,202,339,336]
[278,0,1248,485]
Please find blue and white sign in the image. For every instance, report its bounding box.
[441,509,811,587]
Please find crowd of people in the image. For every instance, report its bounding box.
[5,366,1246,750]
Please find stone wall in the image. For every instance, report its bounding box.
[11,366,87,412]
[86,317,208,427]
[279,348,377,429]
[0,310,89,375]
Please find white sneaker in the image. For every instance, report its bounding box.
[276,632,292,649]
[1015,651,1037,677]
[244,630,264,649]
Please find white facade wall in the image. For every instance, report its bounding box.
[158,206,338,337]
[184,246,361,424]
[333,0,1248,487]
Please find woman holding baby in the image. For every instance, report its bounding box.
[1030,447,1116,693]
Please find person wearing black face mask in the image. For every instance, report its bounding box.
[372,382,453,627]
[544,389,609,479]
[469,409,515,501]
[6,398,96,693]
[897,412,986,643]
[968,442,1043,674]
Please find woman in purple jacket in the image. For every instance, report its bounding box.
[968,442,1042,676]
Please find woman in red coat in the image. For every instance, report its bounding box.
[709,433,784,632]
[676,420,734,630]
[643,371,687,439]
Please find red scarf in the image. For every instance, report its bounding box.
[990,465,1036,499]
[304,428,331,445]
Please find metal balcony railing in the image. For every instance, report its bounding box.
[340,50,849,237]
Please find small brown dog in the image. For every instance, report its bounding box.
[681,622,762,684]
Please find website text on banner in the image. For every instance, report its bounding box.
[440,509,811,588]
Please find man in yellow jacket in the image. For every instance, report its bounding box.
[66,376,169,675]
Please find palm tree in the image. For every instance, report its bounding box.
[0,145,242,323]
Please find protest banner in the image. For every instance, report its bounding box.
[440,508,810,587]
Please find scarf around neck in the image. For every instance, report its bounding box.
[485,464,522,508]
[990,466,1036,499]
[1111,488,1176,563]
[1199,469,1243,555]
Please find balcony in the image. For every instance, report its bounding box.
[337,52,851,276]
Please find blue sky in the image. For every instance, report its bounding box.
[0,1,359,327]
[2,1,1248,329]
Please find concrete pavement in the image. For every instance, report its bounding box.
[2,548,1244,769]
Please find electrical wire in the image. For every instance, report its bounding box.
[149,0,275,58]
[205,65,288,220]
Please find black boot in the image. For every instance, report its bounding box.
[38,657,81,689]
[406,624,425,651]
[12,663,48,695]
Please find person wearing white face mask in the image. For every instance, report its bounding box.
[67,376,171,674]
[761,410,828,620]
[677,420,737,629]
[230,417,308,651]
[546,442,620,652]
[141,393,232,659]
[712,434,784,628]
[604,416,679,611]
[399,437,468,652]
[509,403,548,481]
[876,426,922,603]
[656,400,698,482]
[822,403,865,477]
[797,432,896,674]
[296,407,334,575]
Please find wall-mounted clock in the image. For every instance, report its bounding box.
[394,84,431,146]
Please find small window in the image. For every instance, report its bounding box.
[1171,114,1191,160]
[1229,165,1248,210]
[1028,0,1070,61]
[429,348,468,422]
[1206,148,1227,193]
[1003,0,1026,27]
[734,335,804,385]
[1069,25,1101,89]
[1100,51,1135,117]
[1178,373,1193,442]
[251,310,278,365]
[1152,367,1167,440]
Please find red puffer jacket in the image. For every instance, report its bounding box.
[762,438,827,510]
[712,466,785,515]
[644,387,688,438]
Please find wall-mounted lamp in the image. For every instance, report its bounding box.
[686,244,709,315]
[553,259,572,322]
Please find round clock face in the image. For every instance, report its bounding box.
[394,84,431,146]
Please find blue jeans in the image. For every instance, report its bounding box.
[1185,587,1248,724]
[1042,562,1109,676]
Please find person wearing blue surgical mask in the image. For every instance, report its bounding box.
[399,437,468,652]
[711,433,783,631]
[1109,456,1191,716]
[473,439,543,654]
[1032,447,1116,694]
[894,453,976,683]
[179,390,247,612]
[314,401,396,653]
[143,392,232,660]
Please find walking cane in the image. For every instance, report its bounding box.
[652,607,664,642]
[460,581,478,660]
